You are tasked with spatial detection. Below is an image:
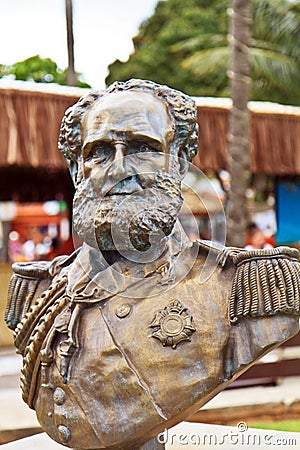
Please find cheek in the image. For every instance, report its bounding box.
[82,160,92,179]
[81,153,171,197]
[83,163,108,186]
[129,153,167,175]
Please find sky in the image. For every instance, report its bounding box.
[0,0,159,89]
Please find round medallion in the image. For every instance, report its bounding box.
[116,304,131,318]
[150,299,196,349]
[53,387,66,406]
[161,314,185,336]
[57,425,71,443]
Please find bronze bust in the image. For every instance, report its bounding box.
[5,79,300,450]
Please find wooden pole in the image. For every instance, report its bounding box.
[226,0,252,247]
[65,0,77,86]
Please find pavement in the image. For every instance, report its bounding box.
[1,347,300,449]
[0,349,41,447]
[2,423,300,450]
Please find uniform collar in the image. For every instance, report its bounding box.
[65,221,191,303]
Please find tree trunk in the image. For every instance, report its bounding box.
[226,0,252,247]
[65,0,77,86]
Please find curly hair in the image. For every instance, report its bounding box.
[58,79,199,185]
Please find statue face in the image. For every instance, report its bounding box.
[73,91,184,253]
[81,91,174,196]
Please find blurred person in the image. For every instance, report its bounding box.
[245,222,274,250]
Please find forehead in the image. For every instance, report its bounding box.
[82,91,174,146]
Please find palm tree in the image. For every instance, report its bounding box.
[176,0,299,245]
[226,0,252,246]
[176,0,300,105]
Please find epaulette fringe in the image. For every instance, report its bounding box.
[230,246,300,324]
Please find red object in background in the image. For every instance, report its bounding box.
[265,235,276,247]
[9,203,74,261]
[47,237,76,259]
[11,203,67,240]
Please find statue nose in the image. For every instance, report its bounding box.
[110,143,126,178]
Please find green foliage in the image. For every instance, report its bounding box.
[106,0,300,105]
[0,55,90,88]
[106,0,229,97]
[250,419,300,432]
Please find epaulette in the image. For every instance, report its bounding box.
[196,240,300,324]
[5,261,52,332]
[4,251,80,407]
[229,246,300,324]
[5,250,80,355]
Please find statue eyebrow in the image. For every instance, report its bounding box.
[82,134,165,158]
[126,134,164,151]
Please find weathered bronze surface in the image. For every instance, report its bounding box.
[5,79,300,450]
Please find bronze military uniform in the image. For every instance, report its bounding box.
[6,239,300,449]
[5,79,300,449]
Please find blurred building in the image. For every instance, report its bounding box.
[0,78,300,262]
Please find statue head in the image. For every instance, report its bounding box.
[58,79,198,252]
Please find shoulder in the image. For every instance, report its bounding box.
[5,260,52,331]
[5,250,80,332]
[192,239,237,270]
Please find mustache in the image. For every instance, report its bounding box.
[75,170,182,199]
[73,172,183,252]
[105,174,150,196]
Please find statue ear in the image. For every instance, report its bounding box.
[178,148,189,178]
[68,160,79,186]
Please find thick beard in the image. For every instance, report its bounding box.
[73,173,183,252]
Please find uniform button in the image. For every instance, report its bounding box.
[53,387,66,405]
[58,424,71,443]
[116,303,131,318]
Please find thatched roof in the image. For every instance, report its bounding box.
[1,80,300,175]
[0,80,88,170]
[194,97,300,175]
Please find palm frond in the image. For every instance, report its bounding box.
[182,47,229,76]
[171,34,227,53]
[251,48,300,92]
[253,0,300,56]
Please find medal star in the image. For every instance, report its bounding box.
[150,300,196,349]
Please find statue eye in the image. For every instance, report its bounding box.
[140,144,152,152]
[88,143,112,161]
[127,142,154,155]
